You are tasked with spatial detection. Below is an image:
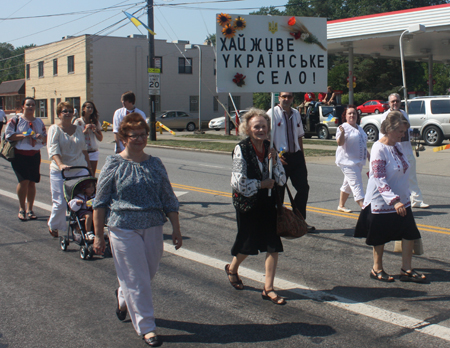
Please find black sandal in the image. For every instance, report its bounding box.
[262,288,286,305]
[225,264,244,290]
[18,210,27,221]
[400,269,427,283]
[115,289,127,321]
[27,211,37,220]
[370,269,394,282]
[143,333,162,347]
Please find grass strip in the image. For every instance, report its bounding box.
[148,140,336,156]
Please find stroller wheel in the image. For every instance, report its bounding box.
[80,246,89,260]
[60,236,69,251]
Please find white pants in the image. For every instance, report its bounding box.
[407,153,424,204]
[110,225,164,336]
[339,163,365,202]
[48,169,85,231]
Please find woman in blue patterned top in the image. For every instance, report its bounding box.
[93,113,182,347]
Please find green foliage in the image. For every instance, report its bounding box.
[250,6,283,16]
[205,34,216,46]
[0,43,35,83]
[253,93,272,110]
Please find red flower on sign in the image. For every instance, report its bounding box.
[288,17,296,26]
[232,73,246,87]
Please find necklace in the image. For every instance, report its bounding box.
[251,140,265,162]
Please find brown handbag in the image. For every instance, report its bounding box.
[276,185,308,239]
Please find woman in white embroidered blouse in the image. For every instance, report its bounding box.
[354,111,426,283]
[335,105,369,213]
[47,102,90,238]
[226,108,287,305]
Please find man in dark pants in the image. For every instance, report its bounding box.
[267,92,315,232]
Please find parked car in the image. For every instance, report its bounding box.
[357,100,389,115]
[154,110,199,131]
[301,102,346,139]
[208,110,249,131]
[360,96,450,146]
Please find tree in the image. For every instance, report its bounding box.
[205,34,216,46]
[0,43,35,83]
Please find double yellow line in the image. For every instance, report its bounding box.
[41,160,449,236]
[172,183,450,236]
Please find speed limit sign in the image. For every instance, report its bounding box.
[148,68,161,95]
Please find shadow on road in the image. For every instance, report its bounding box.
[156,318,336,344]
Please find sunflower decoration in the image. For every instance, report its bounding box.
[233,16,246,31]
[222,24,236,39]
[217,13,231,27]
[284,16,326,51]
[232,73,246,87]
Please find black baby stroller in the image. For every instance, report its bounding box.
[60,166,111,260]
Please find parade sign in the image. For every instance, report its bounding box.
[216,14,327,93]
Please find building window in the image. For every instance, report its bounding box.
[38,61,44,78]
[65,97,80,115]
[154,57,163,73]
[228,95,241,111]
[26,64,30,80]
[36,99,47,118]
[213,96,218,112]
[53,59,58,76]
[179,57,192,74]
[189,96,198,112]
[68,55,74,73]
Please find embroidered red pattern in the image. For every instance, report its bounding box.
[378,185,391,193]
[394,146,409,173]
[372,159,386,178]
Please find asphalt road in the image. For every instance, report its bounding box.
[0,136,449,348]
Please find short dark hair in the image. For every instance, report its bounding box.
[22,97,35,106]
[341,105,360,123]
[121,91,136,104]
[118,113,150,141]
[57,101,73,115]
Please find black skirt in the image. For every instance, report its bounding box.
[11,152,41,183]
[231,188,283,256]
[354,204,421,246]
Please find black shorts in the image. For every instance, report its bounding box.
[11,152,41,183]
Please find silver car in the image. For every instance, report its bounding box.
[360,96,450,146]
[156,110,198,132]
[208,110,249,130]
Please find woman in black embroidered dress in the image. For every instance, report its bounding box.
[225,108,287,305]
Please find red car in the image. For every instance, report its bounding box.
[357,100,389,115]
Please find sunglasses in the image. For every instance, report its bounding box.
[61,109,74,113]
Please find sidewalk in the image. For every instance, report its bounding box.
[101,130,450,177]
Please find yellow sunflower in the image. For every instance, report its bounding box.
[233,16,246,30]
[222,24,236,39]
[217,13,231,27]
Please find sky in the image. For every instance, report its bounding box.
[1,0,286,49]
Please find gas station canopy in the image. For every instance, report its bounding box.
[327,4,450,64]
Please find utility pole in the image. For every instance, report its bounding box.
[148,0,156,140]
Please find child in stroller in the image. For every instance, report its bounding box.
[68,179,96,241]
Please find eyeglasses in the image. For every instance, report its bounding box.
[390,100,401,103]
[280,95,293,99]
[127,134,148,140]
[61,109,74,113]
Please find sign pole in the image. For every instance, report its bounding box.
[268,92,275,197]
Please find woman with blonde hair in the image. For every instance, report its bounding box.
[226,108,287,305]
[354,111,426,283]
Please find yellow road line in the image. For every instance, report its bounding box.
[41,159,449,235]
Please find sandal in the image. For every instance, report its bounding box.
[115,289,127,321]
[18,210,27,221]
[143,333,162,347]
[370,269,394,282]
[262,288,286,305]
[27,211,37,220]
[225,264,244,290]
[400,269,427,283]
[48,227,58,238]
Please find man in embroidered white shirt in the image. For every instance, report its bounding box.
[380,93,429,208]
[112,91,147,153]
[267,92,315,232]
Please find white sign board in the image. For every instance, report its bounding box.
[216,14,327,93]
[148,69,161,95]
